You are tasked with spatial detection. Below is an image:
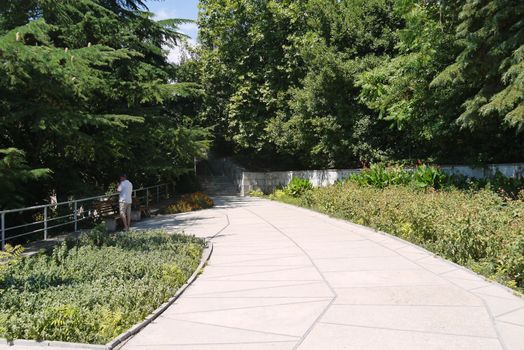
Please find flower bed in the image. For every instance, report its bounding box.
[162,192,214,214]
[0,229,204,344]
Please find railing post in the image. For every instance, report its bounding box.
[73,201,78,232]
[1,212,5,251]
[43,206,48,240]
[156,186,160,203]
[146,189,149,209]
[165,184,168,199]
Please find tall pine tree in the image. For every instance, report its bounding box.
[433,0,524,131]
[0,0,209,209]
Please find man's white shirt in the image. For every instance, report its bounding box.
[118,180,133,204]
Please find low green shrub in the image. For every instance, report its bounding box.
[0,229,204,344]
[284,177,313,197]
[348,164,524,197]
[452,171,524,199]
[162,192,214,214]
[412,165,448,189]
[268,189,302,206]
[272,182,524,292]
[347,164,449,189]
[248,189,265,197]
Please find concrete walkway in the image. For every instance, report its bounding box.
[120,196,524,350]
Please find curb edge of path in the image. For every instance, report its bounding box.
[1,241,214,350]
[109,240,214,350]
[258,196,524,301]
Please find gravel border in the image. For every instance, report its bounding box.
[1,241,214,349]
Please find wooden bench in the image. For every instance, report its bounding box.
[92,200,121,231]
[133,197,152,218]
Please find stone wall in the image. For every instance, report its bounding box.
[241,169,360,196]
[208,159,524,196]
[440,163,524,179]
[239,163,524,196]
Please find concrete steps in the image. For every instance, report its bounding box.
[200,176,238,196]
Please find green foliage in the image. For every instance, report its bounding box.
[349,164,411,188]
[453,171,524,199]
[412,165,448,189]
[248,189,265,197]
[199,0,524,168]
[0,0,210,207]
[0,244,24,281]
[283,177,313,197]
[271,182,524,292]
[358,0,524,163]
[432,0,524,130]
[348,164,448,189]
[0,148,51,209]
[161,192,214,214]
[199,0,403,167]
[0,229,204,343]
[268,189,302,206]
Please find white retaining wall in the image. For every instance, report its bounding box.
[211,159,524,196]
[240,169,360,196]
[440,163,524,179]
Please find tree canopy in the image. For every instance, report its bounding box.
[0,0,209,209]
[2,0,523,208]
[198,0,524,169]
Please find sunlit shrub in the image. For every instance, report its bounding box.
[248,189,265,197]
[284,177,313,197]
[0,230,204,343]
[273,182,524,292]
[163,192,214,214]
[347,164,448,189]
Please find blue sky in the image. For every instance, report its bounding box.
[146,0,200,41]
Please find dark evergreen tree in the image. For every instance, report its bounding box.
[0,0,209,209]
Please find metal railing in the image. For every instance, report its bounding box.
[0,183,174,250]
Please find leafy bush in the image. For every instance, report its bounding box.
[284,177,313,197]
[162,192,214,214]
[268,189,302,206]
[452,171,524,199]
[175,173,202,194]
[0,229,204,344]
[272,182,524,292]
[412,165,448,189]
[348,164,449,189]
[348,164,409,188]
[349,164,524,196]
[248,189,265,197]
[0,244,24,276]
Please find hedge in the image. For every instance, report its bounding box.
[0,229,204,344]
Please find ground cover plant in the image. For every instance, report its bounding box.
[0,229,204,344]
[162,192,214,214]
[266,175,524,292]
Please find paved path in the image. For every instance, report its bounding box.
[121,196,524,350]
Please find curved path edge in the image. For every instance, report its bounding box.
[121,196,524,350]
[0,241,215,350]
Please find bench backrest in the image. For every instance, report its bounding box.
[92,200,118,217]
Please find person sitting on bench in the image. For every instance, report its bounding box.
[117,174,133,231]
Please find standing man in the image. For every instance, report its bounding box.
[117,174,133,231]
